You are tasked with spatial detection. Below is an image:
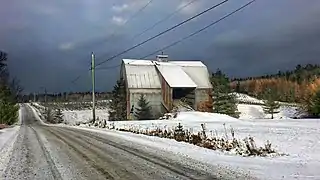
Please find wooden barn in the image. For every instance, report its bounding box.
[120,55,212,119]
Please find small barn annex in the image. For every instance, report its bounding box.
[120,55,212,119]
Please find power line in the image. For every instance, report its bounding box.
[142,0,256,59]
[92,0,200,71]
[94,0,229,68]
[95,64,121,70]
[104,0,155,44]
[130,0,200,41]
[94,0,256,71]
[70,1,154,84]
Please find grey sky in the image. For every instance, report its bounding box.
[1,0,320,93]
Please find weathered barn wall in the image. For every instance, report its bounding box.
[160,74,172,111]
[195,88,211,109]
[128,89,163,119]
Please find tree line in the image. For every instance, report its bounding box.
[20,91,112,103]
[231,64,320,118]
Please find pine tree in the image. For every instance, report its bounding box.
[0,86,19,125]
[0,51,19,125]
[309,89,320,117]
[235,81,241,93]
[108,78,126,121]
[134,94,153,120]
[54,108,64,123]
[45,108,54,123]
[211,70,240,118]
[262,89,280,119]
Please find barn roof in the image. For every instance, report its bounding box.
[123,60,161,89]
[122,59,212,89]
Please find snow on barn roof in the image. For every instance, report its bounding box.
[178,66,212,89]
[170,61,206,67]
[155,64,197,88]
[123,59,154,65]
[122,59,212,89]
[123,60,161,89]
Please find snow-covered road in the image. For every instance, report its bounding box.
[1,105,253,180]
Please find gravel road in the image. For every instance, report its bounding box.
[2,105,250,180]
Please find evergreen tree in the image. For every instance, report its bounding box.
[262,89,280,119]
[45,108,54,123]
[108,78,126,121]
[54,109,64,123]
[211,69,240,118]
[235,81,241,93]
[0,51,20,125]
[0,86,19,125]
[134,94,153,120]
[309,89,320,117]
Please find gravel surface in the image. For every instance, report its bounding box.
[2,105,250,180]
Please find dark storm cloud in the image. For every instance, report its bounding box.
[1,0,320,92]
[205,2,320,78]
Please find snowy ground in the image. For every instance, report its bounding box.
[30,102,109,125]
[0,105,22,177]
[76,112,320,180]
[234,93,301,120]
[238,104,300,119]
[63,109,109,125]
[234,93,265,104]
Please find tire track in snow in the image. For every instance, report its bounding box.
[29,125,62,180]
[46,128,119,179]
[56,127,219,180]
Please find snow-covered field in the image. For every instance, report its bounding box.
[63,109,109,125]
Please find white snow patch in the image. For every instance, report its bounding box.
[62,110,109,125]
[238,104,300,120]
[233,93,300,120]
[234,93,264,104]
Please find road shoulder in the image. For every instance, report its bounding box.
[0,105,23,177]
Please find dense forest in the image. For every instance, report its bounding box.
[231,64,320,103]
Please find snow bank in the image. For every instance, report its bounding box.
[0,105,22,177]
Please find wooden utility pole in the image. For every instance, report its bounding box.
[91,52,96,123]
[44,88,47,103]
